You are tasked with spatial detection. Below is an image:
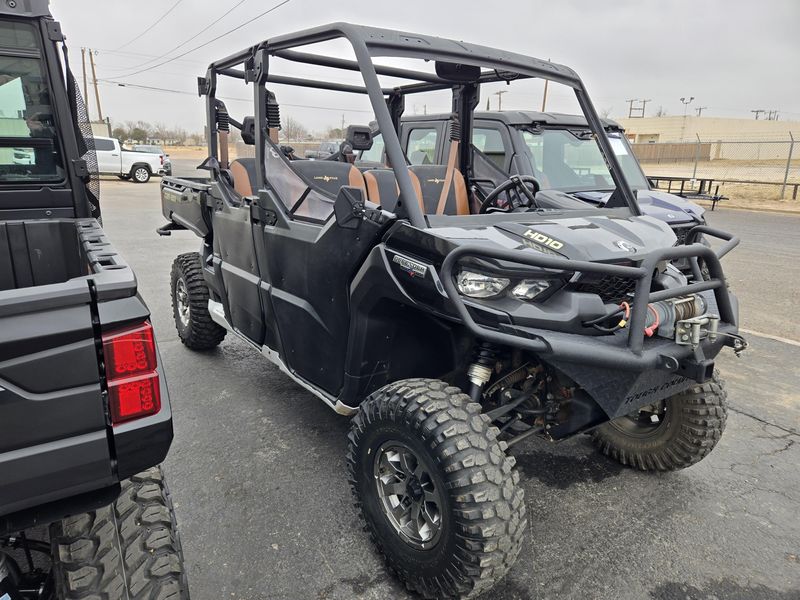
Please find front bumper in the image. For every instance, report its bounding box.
[440,226,741,380]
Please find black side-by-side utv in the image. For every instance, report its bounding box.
[160,23,746,599]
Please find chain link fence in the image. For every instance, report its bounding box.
[631,134,799,200]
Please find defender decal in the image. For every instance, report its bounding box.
[392,254,428,278]
[523,229,564,251]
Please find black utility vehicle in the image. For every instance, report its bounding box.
[161,24,746,599]
[0,2,187,598]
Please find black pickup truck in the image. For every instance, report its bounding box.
[0,2,187,598]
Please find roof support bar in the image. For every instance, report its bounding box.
[273,49,448,84]
[219,67,391,95]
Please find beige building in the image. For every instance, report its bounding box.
[617,116,798,143]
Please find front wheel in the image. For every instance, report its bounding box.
[49,466,189,599]
[130,165,151,183]
[591,373,727,471]
[347,379,526,599]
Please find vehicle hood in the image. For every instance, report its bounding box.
[430,214,677,263]
[571,190,705,224]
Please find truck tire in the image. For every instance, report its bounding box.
[49,466,189,600]
[347,379,526,599]
[591,373,727,471]
[171,252,226,350]
[130,165,151,183]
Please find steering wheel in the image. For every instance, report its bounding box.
[478,175,541,214]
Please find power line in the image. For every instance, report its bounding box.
[113,0,185,51]
[110,0,252,73]
[97,79,374,114]
[111,0,292,79]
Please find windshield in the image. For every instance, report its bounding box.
[0,21,64,183]
[520,127,648,192]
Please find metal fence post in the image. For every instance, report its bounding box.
[691,133,701,182]
[781,132,795,199]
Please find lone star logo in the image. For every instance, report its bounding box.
[426,178,445,184]
[313,175,338,183]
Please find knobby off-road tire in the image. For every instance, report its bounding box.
[347,379,526,599]
[591,373,727,471]
[170,252,226,351]
[50,466,189,599]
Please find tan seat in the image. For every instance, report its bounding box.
[407,165,469,216]
[230,158,257,197]
[363,167,470,216]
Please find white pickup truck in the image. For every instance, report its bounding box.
[94,135,165,182]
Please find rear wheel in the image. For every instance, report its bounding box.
[50,466,189,599]
[347,379,526,599]
[171,252,226,350]
[130,165,151,183]
[591,373,727,471]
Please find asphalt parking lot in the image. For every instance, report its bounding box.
[101,166,800,600]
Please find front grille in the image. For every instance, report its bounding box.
[573,274,637,304]
[672,225,692,245]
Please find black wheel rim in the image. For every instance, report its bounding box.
[610,400,667,438]
[373,441,444,550]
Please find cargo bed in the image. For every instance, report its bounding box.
[0,218,171,534]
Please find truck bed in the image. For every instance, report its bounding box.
[0,219,171,534]
[0,220,90,291]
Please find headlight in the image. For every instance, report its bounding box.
[511,279,551,301]
[457,270,510,298]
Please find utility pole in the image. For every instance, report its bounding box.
[625,99,636,118]
[80,47,88,106]
[679,97,694,141]
[680,96,694,117]
[695,106,707,116]
[88,49,103,121]
[494,90,507,111]
[539,58,551,112]
[639,99,651,117]
[341,113,345,132]
[751,109,765,120]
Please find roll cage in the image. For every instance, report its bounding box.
[198,22,642,228]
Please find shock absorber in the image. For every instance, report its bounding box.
[467,342,499,402]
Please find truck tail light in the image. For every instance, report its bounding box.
[102,321,160,425]
[160,155,164,165]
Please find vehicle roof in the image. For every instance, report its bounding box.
[403,111,621,129]
[215,23,582,88]
[0,0,50,17]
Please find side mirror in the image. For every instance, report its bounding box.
[334,186,365,229]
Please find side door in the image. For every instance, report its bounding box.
[253,148,390,396]
[93,138,119,174]
[209,178,266,347]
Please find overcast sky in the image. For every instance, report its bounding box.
[49,0,800,134]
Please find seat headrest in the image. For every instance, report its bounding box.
[291,160,365,196]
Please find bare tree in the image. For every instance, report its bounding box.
[282,117,308,142]
[654,105,668,117]
[599,107,613,118]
